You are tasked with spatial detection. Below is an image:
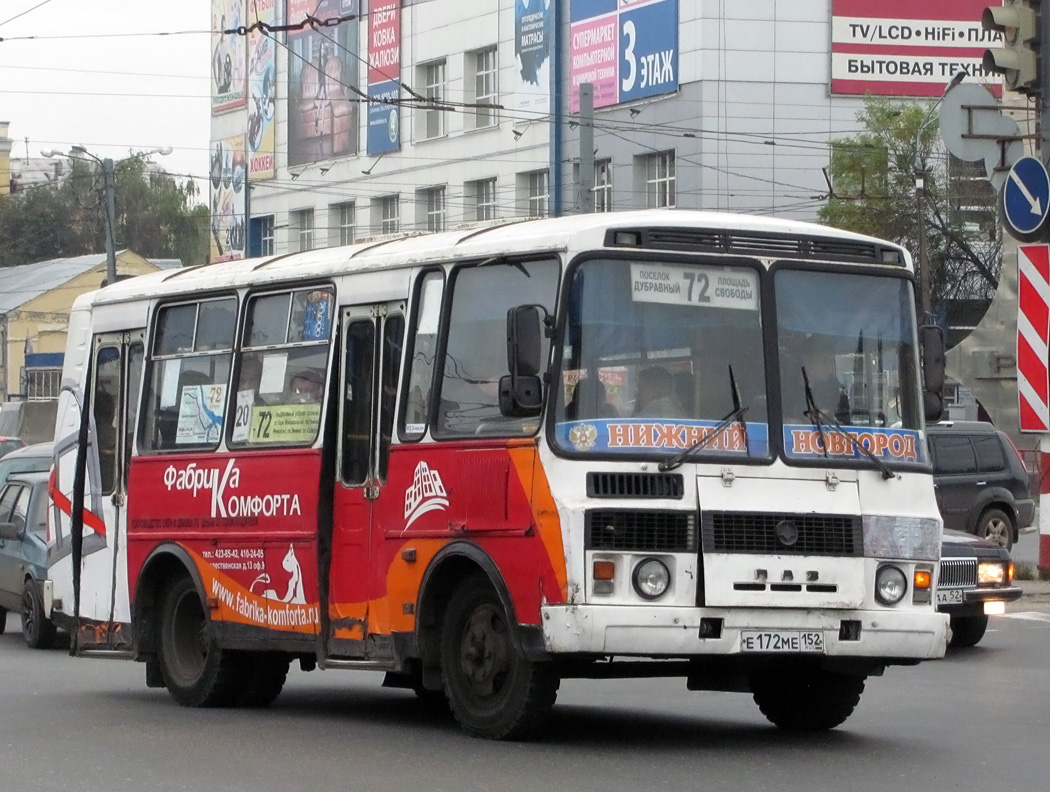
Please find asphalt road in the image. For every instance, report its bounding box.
[1,608,1048,792]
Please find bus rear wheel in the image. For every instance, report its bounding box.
[235,652,290,707]
[750,667,865,731]
[158,576,242,707]
[440,574,558,739]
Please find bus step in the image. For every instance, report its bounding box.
[76,649,136,660]
[319,658,393,671]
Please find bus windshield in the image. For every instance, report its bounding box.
[553,258,769,459]
[553,259,925,468]
[776,268,925,465]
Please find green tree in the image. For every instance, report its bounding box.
[0,153,209,268]
[818,95,1001,316]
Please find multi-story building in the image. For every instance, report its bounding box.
[209,0,997,260]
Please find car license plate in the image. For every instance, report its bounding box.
[935,589,964,605]
[740,630,824,653]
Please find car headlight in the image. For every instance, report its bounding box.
[875,565,908,605]
[632,558,670,600]
[978,561,1007,585]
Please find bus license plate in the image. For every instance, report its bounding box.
[740,630,824,653]
[935,589,964,605]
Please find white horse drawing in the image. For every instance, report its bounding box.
[250,544,306,604]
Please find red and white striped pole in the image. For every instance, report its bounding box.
[1016,245,1050,573]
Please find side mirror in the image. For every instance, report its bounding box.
[499,374,543,417]
[502,305,546,417]
[920,324,945,393]
[0,522,20,540]
[507,305,542,377]
[920,324,945,422]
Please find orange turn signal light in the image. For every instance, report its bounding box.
[1008,562,1015,584]
[593,560,616,580]
[913,569,932,590]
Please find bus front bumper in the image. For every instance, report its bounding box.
[539,604,949,661]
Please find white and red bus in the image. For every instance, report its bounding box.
[46,210,949,738]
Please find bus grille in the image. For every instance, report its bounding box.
[938,558,977,588]
[586,510,697,552]
[701,512,863,556]
[587,472,684,499]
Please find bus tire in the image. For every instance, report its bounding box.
[440,574,558,740]
[751,667,865,731]
[22,580,56,650]
[0,605,7,634]
[158,576,242,707]
[235,652,290,707]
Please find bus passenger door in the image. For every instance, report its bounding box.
[55,330,144,640]
[329,303,404,658]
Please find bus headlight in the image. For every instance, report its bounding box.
[875,565,907,605]
[632,558,670,600]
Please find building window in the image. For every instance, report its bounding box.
[471,47,498,129]
[419,59,446,139]
[643,151,675,208]
[259,215,275,255]
[26,369,61,401]
[594,159,612,212]
[527,170,548,217]
[332,201,356,246]
[420,186,446,232]
[468,178,498,221]
[381,195,400,234]
[294,208,315,251]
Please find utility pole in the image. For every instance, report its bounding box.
[578,82,594,213]
[915,172,930,319]
[102,158,117,286]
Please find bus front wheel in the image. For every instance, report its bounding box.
[158,576,242,707]
[750,667,865,731]
[440,574,558,739]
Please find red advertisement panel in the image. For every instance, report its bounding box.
[831,0,1000,97]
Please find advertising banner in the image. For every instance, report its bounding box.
[515,0,552,117]
[247,0,276,181]
[831,0,1000,97]
[209,133,247,263]
[211,0,248,113]
[569,0,678,113]
[286,0,360,166]
[367,0,401,155]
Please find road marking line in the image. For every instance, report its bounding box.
[1000,612,1050,623]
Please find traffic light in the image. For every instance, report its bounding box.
[982,0,1040,95]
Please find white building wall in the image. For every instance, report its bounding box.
[236,0,980,258]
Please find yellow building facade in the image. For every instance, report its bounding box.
[0,251,167,402]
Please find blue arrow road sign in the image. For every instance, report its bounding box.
[1003,156,1050,239]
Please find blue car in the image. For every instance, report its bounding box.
[0,471,57,648]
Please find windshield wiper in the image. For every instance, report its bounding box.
[801,366,896,481]
[659,366,749,472]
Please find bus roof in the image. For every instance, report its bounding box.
[83,209,912,308]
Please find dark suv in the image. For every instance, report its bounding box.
[927,421,1034,550]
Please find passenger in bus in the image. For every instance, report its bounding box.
[566,378,618,420]
[289,368,325,403]
[633,366,685,419]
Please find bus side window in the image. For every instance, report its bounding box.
[400,271,444,440]
[142,297,237,453]
[93,345,121,495]
[378,314,404,482]
[343,320,376,486]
